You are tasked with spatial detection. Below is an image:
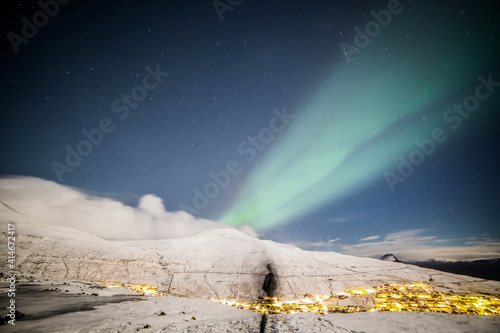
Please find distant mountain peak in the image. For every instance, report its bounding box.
[379,253,403,263]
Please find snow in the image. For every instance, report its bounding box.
[1,277,500,332]
[2,202,499,303]
[1,202,500,331]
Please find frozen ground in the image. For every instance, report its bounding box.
[1,277,500,333]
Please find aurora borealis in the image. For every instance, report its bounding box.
[219,13,494,230]
[1,0,499,260]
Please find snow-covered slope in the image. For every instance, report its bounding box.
[1,202,499,302]
[4,277,499,333]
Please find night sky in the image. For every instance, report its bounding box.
[1,0,499,260]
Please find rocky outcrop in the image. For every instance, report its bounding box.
[379,253,403,262]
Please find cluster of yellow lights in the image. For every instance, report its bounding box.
[212,283,500,316]
[103,283,163,296]
[99,282,500,316]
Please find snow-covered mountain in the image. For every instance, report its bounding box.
[2,201,500,302]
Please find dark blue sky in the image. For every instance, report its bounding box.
[1,0,499,260]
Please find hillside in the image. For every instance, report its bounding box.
[2,201,500,303]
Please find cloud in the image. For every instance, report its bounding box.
[0,176,257,240]
[288,237,340,249]
[336,229,500,261]
[360,235,380,242]
[384,229,431,241]
[309,237,340,247]
[326,209,384,224]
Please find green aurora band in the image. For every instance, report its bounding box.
[219,17,488,231]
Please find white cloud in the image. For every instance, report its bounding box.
[326,209,384,224]
[310,237,340,247]
[384,229,430,241]
[0,176,257,240]
[289,237,340,249]
[337,229,500,261]
[360,235,380,242]
[327,215,358,224]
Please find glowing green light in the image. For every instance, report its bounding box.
[220,32,482,230]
